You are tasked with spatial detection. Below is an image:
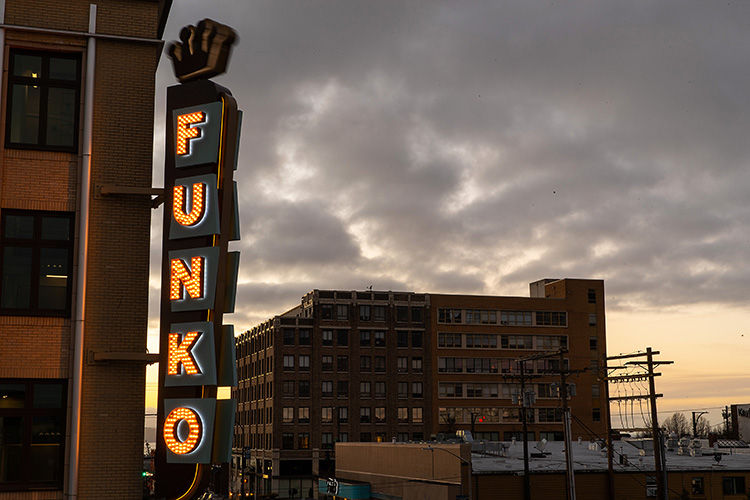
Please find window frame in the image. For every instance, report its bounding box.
[0,210,75,317]
[0,379,67,490]
[6,49,81,152]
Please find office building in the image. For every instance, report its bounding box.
[232,278,607,498]
[0,1,170,498]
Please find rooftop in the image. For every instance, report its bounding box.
[471,439,750,474]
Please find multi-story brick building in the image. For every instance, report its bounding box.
[0,1,170,499]
[232,278,608,498]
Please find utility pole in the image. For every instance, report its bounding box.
[692,411,708,438]
[605,348,673,500]
[519,359,531,500]
[722,406,731,437]
[559,349,576,500]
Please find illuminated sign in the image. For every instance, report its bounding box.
[158,19,240,497]
[168,246,220,312]
[169,174,220,239]
[165,322,217,387]
[163,398,216,464]
[175,111,205,156]
[173,102,222,168]
[164,407,202,454]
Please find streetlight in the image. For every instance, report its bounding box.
[422,445,472,500]
[692,411,709,438]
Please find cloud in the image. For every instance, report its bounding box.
[152,0,750,329]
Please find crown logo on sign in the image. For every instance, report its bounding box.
[168,19,237,83]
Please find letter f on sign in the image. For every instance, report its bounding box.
[176,111,205,156]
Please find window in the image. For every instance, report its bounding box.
[411,331,423,348]
[359,305,371,321]
[397,432,409,441]
[375,381,386,398]
[592,384,601,398]
[297,407,310,423]
[337,406,348,423]
[398,407,408,422]
[539,431,564,441]
[501,335,531,349]
[438,333,462,348]
[375,432,387,443]
[438,308,462,323]
[321,355,333,371]
[592,408,601,422]
[1,211,74,315]
[588,314,597,326]
[587,288,596,303]
[282,433,294,449]
[398,382,408,399]
[375,407,386,423]
[282,381,295,396]
[589,337,598,350]
[691,477,704,495]
[723,477,745,495]
[374,331,386,347]
[373,305,386,321]
[7,50,81,151]
[336,330,349,346]
[360,381,371,398]
[321,407,333,424]
[336,304,348,320]
[339,432,349,442]
[337,355,349,372]
[374,356,386,372]
[360,356,371,371]
[337,381,348,398]
[412,382,423,398]
[283,355,294,371]
[322,329,333,346]
[535,311,567,326]
[412,432,424,441]
[500,311,531,326]
[298,381,310,398]
[396,306,408,322]
[298,329,311,345]
[321,432,333,449]
[466,334,498,348]
[412,357,423,372]
[298,355,310,371]
[282,407,294,423]
[321,381,333,397]
[412,407,423,423]
[360,432,372,442]
[438,357,463,373]
[439,383,463,398]
[0,380,66,487]
[411,307,423,323]
[397,357,408,372]
[283,329,295,345]
[360,407,371,423]
[359,330,371,346]
[397,331,409,347]
[538,408,563,423]
[320,304,333,319]
[298,433,310,449]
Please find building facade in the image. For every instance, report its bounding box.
[0,1,170,498]
[232,278,607,498]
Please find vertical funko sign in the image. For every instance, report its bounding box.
[156,18,240,498]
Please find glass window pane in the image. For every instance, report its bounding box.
[41,216,70,240]
[10,84,40,144]
[30,416,64,482]
[49,57,77,80]
[0,384,26,408]
[13,54,42,78]
[46,87,76,147]
[4,215,34,238]
[0,416,23,483]
[2,247,33,309]
[38,248,69,310]
[33,383,63,408]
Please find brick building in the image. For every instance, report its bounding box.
[232,278,608,498]
[0,1,170,499]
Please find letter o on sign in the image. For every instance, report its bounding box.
[164,407,203,455]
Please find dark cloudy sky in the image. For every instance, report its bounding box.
[147,1,750,424]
